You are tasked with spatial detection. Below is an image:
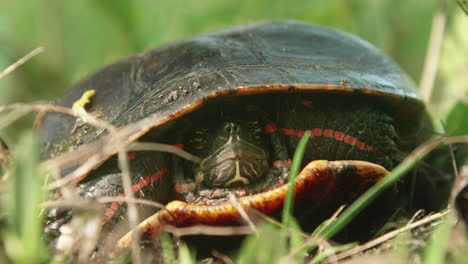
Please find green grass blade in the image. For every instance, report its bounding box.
[456,0,468,15]
[282,130,311,228]
[178,242,196,264]
[160,232,176,263]
[309,242,357,264]
[237,222,287,263]
[422,213,451,264]
[2,131,49,263]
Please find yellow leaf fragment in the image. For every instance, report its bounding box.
[72,89,96,115]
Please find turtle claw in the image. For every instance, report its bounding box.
[117,160,389,249]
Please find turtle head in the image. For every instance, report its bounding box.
[187,119,270,188]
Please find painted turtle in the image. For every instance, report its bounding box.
[42,21,435,249]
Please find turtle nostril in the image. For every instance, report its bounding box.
[224,122,239,133]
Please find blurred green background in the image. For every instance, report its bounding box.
[0,0,466,143]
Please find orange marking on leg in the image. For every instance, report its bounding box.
[110,202,119,210]
[273,159,292,168]
[174,183,196,193]
[102,210,114,224]
[151,168,167,181]
[100,168,169,226]
[106,209,115,217]
[117,160,390,249]
[131,177,149,192]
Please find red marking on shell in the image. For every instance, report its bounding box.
[172,144,184,150]
[323,129,333,138]
[264,123,277,133]
[334,131,345,141]
[127,152,137,160]
[313,128,322,136]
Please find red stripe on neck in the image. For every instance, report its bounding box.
[264,124,375,152]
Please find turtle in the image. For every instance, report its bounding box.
[41,21,440,252]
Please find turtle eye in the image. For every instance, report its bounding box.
[190,129,207,150]
[250,121,263,140]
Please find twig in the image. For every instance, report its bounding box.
[313,205,346,236]
[128,142,201,163]
[322,211,450,263]
[211,250,234,264]
[45,140,202,189]
[1,101,144,263]
[117,147,141,264]
[229,193,257,233]
[0,103,200,190]
[0,47,43,80]
[161,225,255,237]
[280,205,345,263]
[42,196,165,210]
[0,103,75,131]
[74,106,142,263]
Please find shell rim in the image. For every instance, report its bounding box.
[52,83,423,184]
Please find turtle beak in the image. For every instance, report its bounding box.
[197,132,269,188]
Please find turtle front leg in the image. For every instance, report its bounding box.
[45,151,171,251]
[44,173,125,251]
[117,160,389,249]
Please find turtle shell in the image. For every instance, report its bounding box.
[41,20,430,175]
